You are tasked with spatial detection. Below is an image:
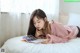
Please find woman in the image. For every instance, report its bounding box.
[26,9,80,44]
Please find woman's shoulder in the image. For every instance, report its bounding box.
[49,20,62,26]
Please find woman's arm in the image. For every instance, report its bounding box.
[46,34,69,43]
[63,26,78,39]
[51,21,76,39]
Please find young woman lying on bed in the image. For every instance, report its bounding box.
[22,9,80,44]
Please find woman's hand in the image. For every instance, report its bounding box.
[35,29,43,38]
[22,40,27,42]
[21,36,28,42]
[41,34,51,44]
[41,39,50,44]
[46,34,69,43]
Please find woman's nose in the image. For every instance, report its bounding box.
[36,23,39,27]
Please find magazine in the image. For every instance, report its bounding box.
[22,35,37,42]
[22,35,45,43]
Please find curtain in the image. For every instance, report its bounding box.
[1,0,59,14]
[1,0,59,21]
[0,12,31,47]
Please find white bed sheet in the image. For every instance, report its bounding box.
[1,36,80,53]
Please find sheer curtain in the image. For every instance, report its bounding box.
[1,0,59,14]
[1,0,59,21]
[0,0,59,47]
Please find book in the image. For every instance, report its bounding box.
[22,35,46,43]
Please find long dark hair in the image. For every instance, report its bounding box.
[27,9,47,37]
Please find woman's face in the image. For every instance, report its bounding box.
[33,16,45,30]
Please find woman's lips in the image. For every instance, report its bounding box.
[37,27,40,29]
[37,27,41,30]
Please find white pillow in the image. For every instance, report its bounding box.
[67,13,80,27]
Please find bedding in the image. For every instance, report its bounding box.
[1,36,80,53]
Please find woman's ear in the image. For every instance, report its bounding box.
[44,17,47,21]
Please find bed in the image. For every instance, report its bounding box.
[1,35,80,53]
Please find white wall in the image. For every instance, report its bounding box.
[59,0,80,25]
[60,0,80,13]
[67,13,80,26]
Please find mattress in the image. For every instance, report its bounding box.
[1,36,80,53]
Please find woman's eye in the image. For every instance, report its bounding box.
[38,21,40,23]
